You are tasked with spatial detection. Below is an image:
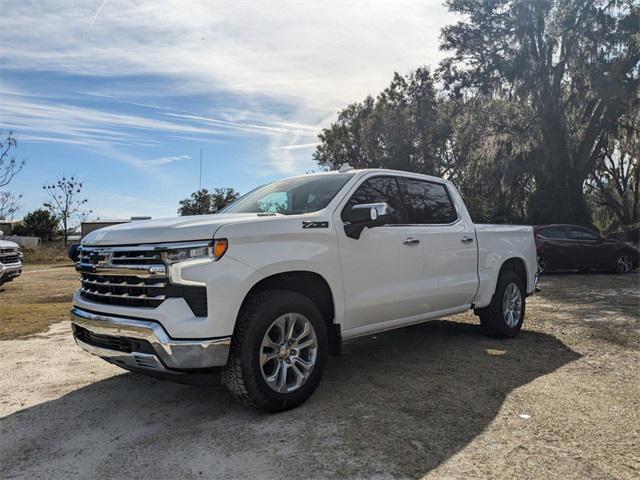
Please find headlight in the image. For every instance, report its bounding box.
[162,239,228,264]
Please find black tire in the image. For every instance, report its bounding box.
[613,252,636,274]
[537,257,547,275]
[478,270,525,338]
[223,290,328,412]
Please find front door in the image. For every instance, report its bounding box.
[567,226,604,269]
[336,175,428,334]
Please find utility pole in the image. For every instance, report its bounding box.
[199,148,203,191]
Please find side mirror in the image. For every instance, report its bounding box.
[344,202,392,239]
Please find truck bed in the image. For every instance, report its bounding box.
[473,224,538,308]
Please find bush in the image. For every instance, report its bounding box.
[11,209,59,240]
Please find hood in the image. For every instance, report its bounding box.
[0,239,19,249]
[82,213,280,246]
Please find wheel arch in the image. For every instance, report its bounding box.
[499,257,528,289]
[239,270,341,355]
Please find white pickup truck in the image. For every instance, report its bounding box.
[71,168,538,411]
[0,233,23,286]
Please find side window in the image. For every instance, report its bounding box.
[342,176,404,224]
[539,227,569,239]
[569,228,599,241]
[400,178,458,224]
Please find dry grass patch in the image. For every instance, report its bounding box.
[0,264,77,339]
[22,242,71,265]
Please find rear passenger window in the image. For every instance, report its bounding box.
[568,228,599,241]
[400,178,458,224]
[539,227,569,239]
[342,176,404,224]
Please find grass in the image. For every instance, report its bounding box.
[22,242,72,265]
[0,264,77,339]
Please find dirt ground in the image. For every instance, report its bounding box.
[0,267,638,479]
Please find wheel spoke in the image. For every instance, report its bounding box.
[272,316,286,343]
[295,337,316,350]
[277,362,290,392]
[292,321,310,343]
[266,361,281,388]
[290,362,305,388]
[285,314,297,341]
[260,350,278,366]
[293,356,312,371]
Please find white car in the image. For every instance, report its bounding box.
[71,168,538,411]
[0,233,23,286]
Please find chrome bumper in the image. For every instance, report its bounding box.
[70,307,230,373]
[0,261,22,281]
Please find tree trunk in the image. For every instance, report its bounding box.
[528,100,592,226]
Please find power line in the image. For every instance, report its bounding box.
[199,147,203,190]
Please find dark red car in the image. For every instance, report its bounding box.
[534,224,639,274]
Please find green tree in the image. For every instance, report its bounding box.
[314,67,454,176]
[178,188,240,215]
[439,0,640,225]
[445,96,537,223]
[12,209,59,241]
[586,109,639,240]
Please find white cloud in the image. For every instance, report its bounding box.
[0,1,454,110]
[278,143,319,150]
[142,154,190,166]
[0,0,455,174]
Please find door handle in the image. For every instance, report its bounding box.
[461,236,474,244]
[403,237,420,246]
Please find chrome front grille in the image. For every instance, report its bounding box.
[80,273,168,308]
[0,248,20,265]
[76,245,208,316]
[77,246,169,309]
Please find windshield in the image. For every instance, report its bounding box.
[223,174,353,215]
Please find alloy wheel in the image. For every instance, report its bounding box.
[537,257,546,274]
[502,283,522,328]
[260,313,318,393]
[617,255,633,274]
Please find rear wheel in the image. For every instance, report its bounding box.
[478,270,525,338]
[223,290,328,412]
[614,253,634,274]
[537,257,547,275]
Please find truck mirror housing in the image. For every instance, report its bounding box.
[344,202,392,239]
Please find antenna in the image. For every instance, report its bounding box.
[199,148,203,190]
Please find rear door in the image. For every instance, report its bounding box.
[398,176,478,312]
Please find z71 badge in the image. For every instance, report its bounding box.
[302,221,329,229]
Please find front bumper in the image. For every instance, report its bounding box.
[70,307,231,374]
[0,261,22,282]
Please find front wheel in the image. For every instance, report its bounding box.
[478,270,525,338]
[223,290,328,412]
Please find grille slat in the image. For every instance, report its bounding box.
[81,277,167,288]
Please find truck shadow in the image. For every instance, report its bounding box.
[0,320,580,479]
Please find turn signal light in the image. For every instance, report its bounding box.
[213,239,228,260]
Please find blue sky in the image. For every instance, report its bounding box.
[1,0,453,219]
